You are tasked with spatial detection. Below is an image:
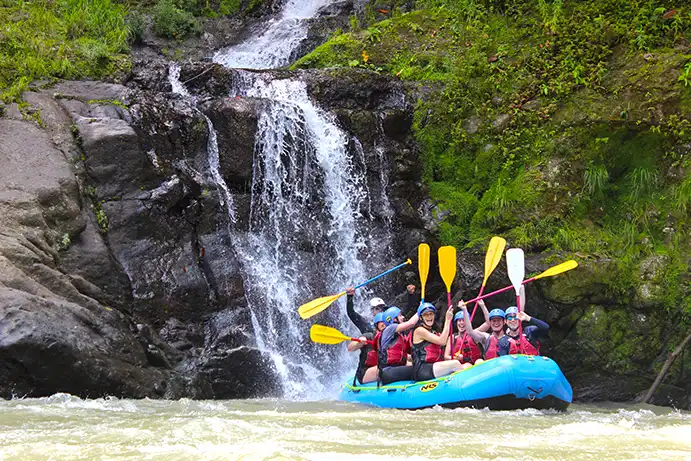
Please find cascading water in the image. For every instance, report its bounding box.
[172,0,396,398]
[212,0,335,69]
[227,73,383,397]
[168,63,236,222]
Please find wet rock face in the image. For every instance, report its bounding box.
[0,51,430,399]
[0,111,166,399]
[1,64,687,406]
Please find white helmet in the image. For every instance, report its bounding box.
[369,297,386,308]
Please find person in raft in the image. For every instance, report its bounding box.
[346,286,386,335]
[346,284,419,333]
[444,299,491,368]
[377,306,419,384]
[411,303,465,381]
[459,301,511,359]
[504,306,549,355]
[345,284,419,384]
[347,312,387,384]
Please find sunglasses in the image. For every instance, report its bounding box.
[506,315,518,321]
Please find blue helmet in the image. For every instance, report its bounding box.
[417,302,436,316]
[384,306,401,325]
[453,311,465,322]
[373,312,386,326]
[505,306,519,317]
[489,308,506,320]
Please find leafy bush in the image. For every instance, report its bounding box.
[152,0,201,39]
[126,10,147,45]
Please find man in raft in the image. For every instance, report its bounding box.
[377,306,419,384]
[445,300,491,367]
[347,312,387,384]
[459,301,511,359]
[411,303,465,380]
[346,285,418,334]
[504,306,549,355]
[346,285,419,384]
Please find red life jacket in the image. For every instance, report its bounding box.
[484,335,503,359]
[378,330,410,367]
[364,332,380,367]
[412,329,444,365]
[508,334,540,355]
[453,333,483,364]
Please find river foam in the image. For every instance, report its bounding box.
[1,397,690,461]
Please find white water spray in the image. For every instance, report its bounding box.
[206,0,394,398]
[213,0,334,69]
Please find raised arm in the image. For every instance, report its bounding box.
[519,311,549,336]
[346,287,370,334]
[476,299,490,333]
[396,312,420,333]
[519,285,526,312]
[460,301,489,345]
[403,284,418,318]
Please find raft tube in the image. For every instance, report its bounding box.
[339,355,572,411]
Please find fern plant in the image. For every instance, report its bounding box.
[628,167,658,202]
[583,164,609,196]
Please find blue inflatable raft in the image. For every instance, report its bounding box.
[339,355,572,411]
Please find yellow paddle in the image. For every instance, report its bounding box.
[310,324,372,345]
[438,245,457,355]
[468,236,507,322]
[462,260,579,304]
[418,243,430,303]
[531,260,578,279]
[298,259,412,319]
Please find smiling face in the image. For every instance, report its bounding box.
[506,314,519,331]
[455,318,466,333]
[489,317,505,333]
[421,310,435,327]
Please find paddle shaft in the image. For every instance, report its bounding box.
[468,285,486,322]
[464,276,541,304]
[447,291,453,357]
[516,291,526,353]
[354,260,411,290]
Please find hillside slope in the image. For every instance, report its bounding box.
[296,0,691,400]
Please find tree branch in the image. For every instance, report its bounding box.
[643,325,691,404]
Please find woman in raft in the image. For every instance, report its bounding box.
[411,303,465,381]
[444,299,490,368]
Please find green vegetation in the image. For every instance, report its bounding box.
[296,0,691,319]
[152,0,201,39]
[0,0,131,101]
[0,0,269,101]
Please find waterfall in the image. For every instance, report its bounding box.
[169,0,396,398]
[228,74,378,397]
[168,63,236,222]
[212,0,334,69]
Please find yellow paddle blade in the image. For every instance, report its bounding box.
[483,236,507,285]
[298,292,346,320]
[438,246,457,293]
[310,324,350,345]
[533,260,578,280]
[418,243,431,299]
